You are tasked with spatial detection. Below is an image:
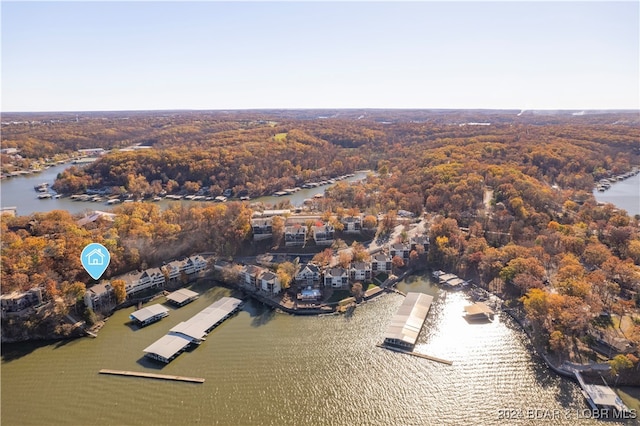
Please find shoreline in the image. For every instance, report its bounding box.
[4,260,639,390]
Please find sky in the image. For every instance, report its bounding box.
[1,1,639,112]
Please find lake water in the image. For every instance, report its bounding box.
[2,166,639,425]
[2,275,636,426]
[593,173,640,217]
[0,165,369,217]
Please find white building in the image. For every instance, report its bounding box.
[324,267,349,288]
[259,270,281,294]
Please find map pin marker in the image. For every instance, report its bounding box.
[81,243,111,280]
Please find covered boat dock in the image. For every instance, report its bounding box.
[437,273,458,284]
[464,302,494,321]
[382,292,433,350]
[166,288,199,307]
[143,296,243,363]
[129,304,169,327]
[169,296,243,343]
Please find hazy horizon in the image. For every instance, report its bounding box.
[2,1,639,112]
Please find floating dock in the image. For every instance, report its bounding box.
[143,296,243,363]
[166,288,199,307]
[129,304,170,327]
[569,368,630,414]
[464,302,495,321]
[99,369,204,383]
[382,292,433,350]
[376,344,452,365]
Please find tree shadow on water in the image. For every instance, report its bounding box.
[251,309,276,327]
[1,339,55,362]
[53,337,79,350]
[241,299,276,327]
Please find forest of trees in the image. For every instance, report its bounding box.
[2,110,640,362]
[4,110,637,201]
[1,202,254,298]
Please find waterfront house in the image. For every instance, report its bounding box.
[390,243,411,261]
[371,253,392,274]
[285,225,307,247]
[341,216,362,233]
[313,224,335,245]
[251,217,273,241]
[324,267,349,288]
[295,263,322,286]
[183,256,207,275]
[116,268,165,296]
[141,267,166,288]
[410,235,429,253]
[350,261,372,282]
[84,282,114,312]
[120,271,141,295]
[259,270,281,294]
[240,264,264,289]
[1,288,44,317]
[162,261,182,283]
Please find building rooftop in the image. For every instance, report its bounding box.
[464,302,494,319]
[144,296,243,363]
[445,277,466,287]
[383,292,433,348]
[169,297,243,341]
[166,288,199,305]
[86,282,112,297]
[129,304,169,323]
[438,273,458,283]
[584,383,627,409]
[143,334,192,361]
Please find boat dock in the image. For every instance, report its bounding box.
[464,302,495,321]
[568,368,630,415]
[166,288,199,307]
[99,369,204,383]
[129,304,170,327]
[382,292,433,350]
[143,296,243,363]
[376,344,452,365]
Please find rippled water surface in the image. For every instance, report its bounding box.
[2,277,632,425]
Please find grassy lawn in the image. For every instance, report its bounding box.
[367,283,378,291]
[326,290,352,304]
[274,132,287,142]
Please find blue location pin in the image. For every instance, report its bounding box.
[81,243,111,280]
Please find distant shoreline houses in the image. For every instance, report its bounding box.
[252,213,369,247]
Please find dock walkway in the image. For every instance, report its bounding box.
[99,369,204,383]
[376,344,453,365]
